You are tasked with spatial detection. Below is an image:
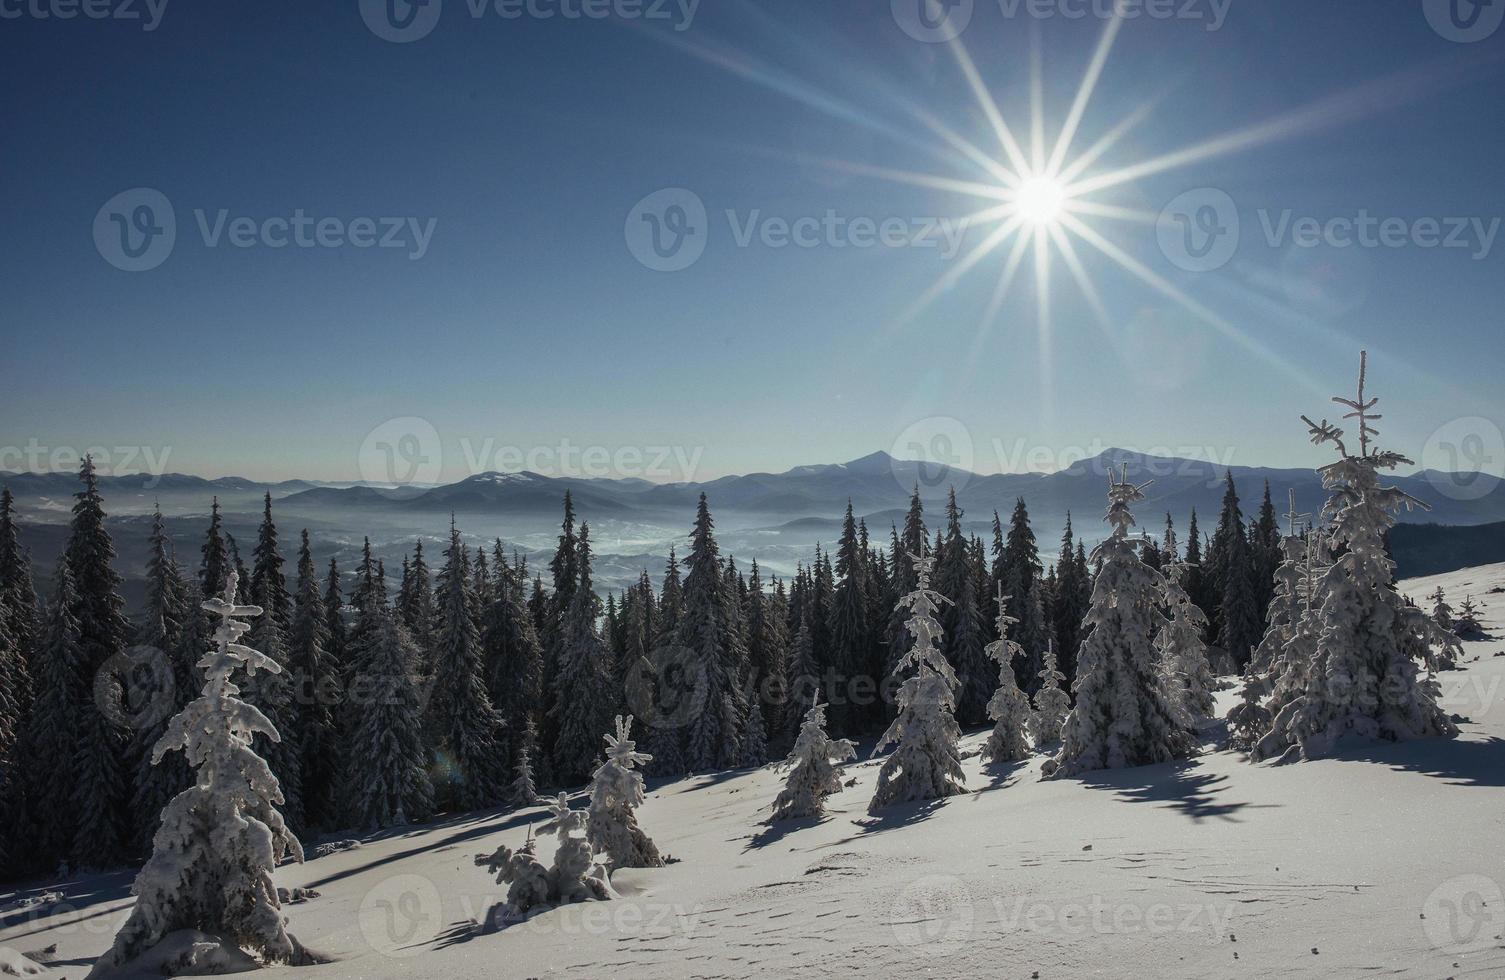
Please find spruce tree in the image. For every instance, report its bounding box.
[88,571,306,976]
[400,539,436,661]
[980,584,1032,764]
[65,456,131,868]
[29,561,84,868]
[1029,640,1070,746]
[289,530,338,828]
[199,496,228,602]
[344,591,433,828]
[427,523,507,808]
[1158,563,1217,721]
[1044,468,1197,778]
[586,715,663,868]
[482,545,545,769]
[1051,514,1086,689]
[678,495,746,771]
[551,524,614,783]
[130,507,194,852]
[1256,353,1457,762]
[770,700,854,821]
[998,498,1046,688]
[884,489,927,715]
[827,502,868,733]
[869,550,965,812]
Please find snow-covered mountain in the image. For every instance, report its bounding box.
[267,448,1505,531]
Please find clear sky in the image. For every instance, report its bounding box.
[3,0,1502,485]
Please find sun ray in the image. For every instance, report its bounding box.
[892,215,1028,331]
[1061,200,1160,225]
[1029,37,1047,176]
[1059,213,1323,391]
[1055,96,1161,186]
[1068,54,1498,198]
[1047,223,1113,333]
[946,35,1034,179]
[1045,13,1124,179]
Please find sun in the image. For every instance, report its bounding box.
[1013,175,1069,227]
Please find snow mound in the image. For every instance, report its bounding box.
[0,948,53,978]
[96,931,259,977]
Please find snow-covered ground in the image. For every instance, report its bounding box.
[6,564,1505,980]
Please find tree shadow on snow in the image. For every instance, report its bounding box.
[299,804,551,892]
[1329,734,1505,788]
[974,758,1031,791]
[1080,763,1277,824]
[742,814,828,851]
[0,869,137,940]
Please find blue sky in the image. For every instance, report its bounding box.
[2,0,1502,484]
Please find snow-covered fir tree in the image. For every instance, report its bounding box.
[66,456,131,869]
[343,589,433,828]
[477,793,609,925]
[770,699,854,821]
[738,692,769,767]
[552,523,615,784]
[980,584,1031,765]
[586,715,663,869]
[1454,596,1485,639]
[129,507,195,852]
[30,561,85,868]
[88,572,306,977]
[427,523,507,810]
[1255,352,1457,762]
[678,495,747,772]
[869,550,966,812]
[510,720,541,806]
[1157,562,1217,722]
[1249,491,1311,677]
[0,595,16,877]
[1428,586,1455,634]
[288,530,338,830]
[1028,640,1070,747]
[1043,467,1198,779]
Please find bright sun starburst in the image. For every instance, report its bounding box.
[647,5,1468,398]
